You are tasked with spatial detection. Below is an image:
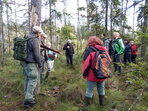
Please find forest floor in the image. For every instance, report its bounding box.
[0,54,148,111]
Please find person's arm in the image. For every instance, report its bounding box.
[72,45,74,54]
[82,55,91,78]
[118,39,125,54]
[63,44,67,50]
[32,39,41,68]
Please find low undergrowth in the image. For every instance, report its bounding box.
[0,55,147,111]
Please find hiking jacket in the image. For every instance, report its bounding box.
[113,38,125,55]
[82,45,111,82]
[25,32,41,68]
[124,43,132,54]
[131,44,138,55]
[104,38,111,51]
[40,41,48,62]
[63,43,74,55]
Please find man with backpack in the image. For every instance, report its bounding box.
[112,32,125,75]
[21,26,43,108]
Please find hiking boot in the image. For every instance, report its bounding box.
[23,100,36,108]
[117,72,122,76]
[85,96,92,107]
[44,72,50,80]
[99,95,104,106]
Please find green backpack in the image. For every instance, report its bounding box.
[13,36,35,61]
[13,37,28,61]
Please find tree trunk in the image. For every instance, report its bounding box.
[63,0,67,25]
[31,0,42,29]
[110,0,113,38]
[49,0,52,48]
[141,0,148,59]
[105,0,108,32]
[77,0,80,54]
[28,0,31,32]
[6,1,10,54]
[31,0,42,94]
[122,0,128,35]
[14,0,18,37]
[132,0,135,39]
[0,0,4,64]
[86,0,90,31]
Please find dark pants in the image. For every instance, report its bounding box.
[131,55,137,63]
[124,52,131,64]
[66,54,73,65]
[113,54,122,73]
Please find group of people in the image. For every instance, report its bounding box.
[21,26,56,108]
[81,32,138,110]
[20,26,138,109]
[124,40,138,64]
[21,25,75,108]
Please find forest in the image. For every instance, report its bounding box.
[0,0,148,111]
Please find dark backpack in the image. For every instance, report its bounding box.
[108,38,120,55]
[91,47,112,79]
[13,36,34,61]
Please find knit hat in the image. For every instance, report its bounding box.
[67,39,72,43]
[41,33,47,38]
[33,26,43,33]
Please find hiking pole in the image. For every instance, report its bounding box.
[40,44,63,55]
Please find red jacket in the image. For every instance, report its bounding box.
[131,44,137,55]
[82,45,111,82]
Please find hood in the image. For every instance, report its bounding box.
[94,45,107,51]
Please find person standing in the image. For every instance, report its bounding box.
[63,40,74,65]
[131,41,138,63]
[112,32,125,75]
[44,42,57,80]
[22,26,43,108]
[102,33,111,52]
[123,39,132,65]
[82,36,111,108]
[40,33,47,80]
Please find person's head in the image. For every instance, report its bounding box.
[47,42,51,48]
[88,36,103,47]
[130,41,134,45]
[103,33,106,37]
[32,26,43,37]
[113,32,120,39]
[67,39,72,44]
[40,32,47,41]
[124,39,130,44]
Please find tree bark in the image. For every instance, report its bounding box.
[86,0,90,31]
[132,0,135,39]
[6,1,10,54]
[49,0,52,47]
[77,0,80,54]
[31,0,42,30]
[141,0,148,59]
[105,0,108,32]
[28,0,31,32]
[31,0,42,94]
[110,0,113,38]
[0,0,4,64]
